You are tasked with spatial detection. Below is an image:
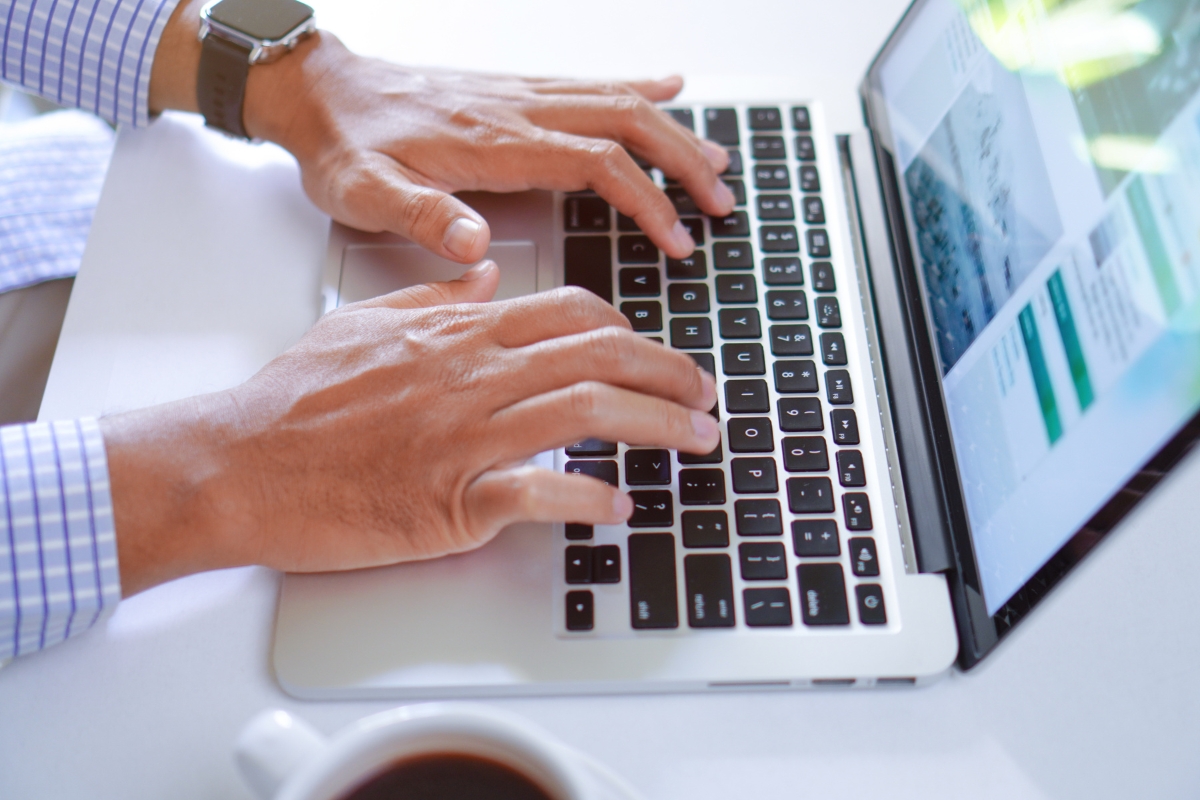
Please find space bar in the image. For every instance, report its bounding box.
[564,235,612,304]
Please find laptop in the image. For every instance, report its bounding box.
[273,0,1200,697]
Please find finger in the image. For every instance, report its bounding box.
[327,159,492,264]
[528,76,682,102]
[503,325,717,411]
[356,260,501,311]
[464,466,632,538]
[492,381,722,457]
[484,286,631,348]
[526,95,734,216]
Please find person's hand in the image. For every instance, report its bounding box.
[240,33,734,263]
[102,262,720,596]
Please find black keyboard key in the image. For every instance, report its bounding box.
[718,308,761,339]
[802,196,825,225]
[798,164,821,192]
[704,108,739,145]
[849,537,879,577]
[722,343,765,376]
[760,225,800,253]
[728,417,773,452]
[564,236,612,303]
[749,106,783,130]
[791,106,812,131]
[684,554,736,628]
[628,533,679,629]
[811,261,836,291]
[566,590,594,631]
[735,498,783,536]
[797,563,850,625]
[756,194,795,221]
[679,468,726,505]
[680,217,705,246]
[744,587,793,626]
[666,108,694,131]
[750,135,785,160]
[670,317,713,349]
[825,369,853,404]
[682,510,729,548]
[725,379,770,413]
[711,211,750,238]
[830,409,859,444]
[723,149,743,176]
[678,440,723,465]
[567,438,617,456]
[716,274,757,304]
[564,196,611,232]
[739,542,787,580]
[732,457,778,493]
[724,179,746,205]
[566,459,618,486]
[763,256,804,285]
[766,289,808,320]
[668,283,709,313]
[593,544,622,583]
[782,436,828,472]
[856,584,887,625]
[566,523,593,540]
[770,324,813,356]
[843,492,872,530]
[617,213,641,232]
[664,186,699,215]
[836,450,866,487]
[620,301,662,332]
[753,163,790,189]
[779,397,823,431]
[820,332,847,365]
[619,267,660,297]
[566,545,592,584]
[792,519,840,556]
[787,477,835,513]
[667,251,707,279]
[629,490,674,527]
[625,449,671,486]
[774,360,818,393]
[794,135,816,161]
[806,229,831,258]
[815,296,841,328]
[619,235,659,264]
[688,351,716,377]
[714,241,754,270]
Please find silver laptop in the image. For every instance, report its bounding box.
[273,0,1200,697]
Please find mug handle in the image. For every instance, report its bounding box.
[235,709,329,800]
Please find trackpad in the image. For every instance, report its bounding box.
[337,241,538,306]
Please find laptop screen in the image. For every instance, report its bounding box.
[869,0,1200,615]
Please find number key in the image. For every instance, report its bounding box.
[767,289,808,320]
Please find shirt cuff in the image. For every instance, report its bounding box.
[0,418,121,661]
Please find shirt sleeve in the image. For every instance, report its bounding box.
[0,418,121,663]
[0,0,182,128]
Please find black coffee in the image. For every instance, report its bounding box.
[340,753,556,800]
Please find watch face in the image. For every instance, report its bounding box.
[208,0,314,41]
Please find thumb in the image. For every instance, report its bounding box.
[384,179,491,264]
[370,260,501,311]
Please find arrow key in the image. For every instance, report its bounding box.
[593,545,622,583]
[566,545,593,584]
[566,590,594,631]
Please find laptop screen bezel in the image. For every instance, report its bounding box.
[856,0,1200,667]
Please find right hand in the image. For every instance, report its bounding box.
[102,262,719,595]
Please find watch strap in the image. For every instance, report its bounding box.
[197,34,253,138]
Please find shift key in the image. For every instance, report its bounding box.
[628,533,679,629]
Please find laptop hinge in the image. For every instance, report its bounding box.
[837,132,954,575]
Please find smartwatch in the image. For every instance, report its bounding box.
[196,0,316,139]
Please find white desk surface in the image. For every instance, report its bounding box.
[6,1,1200,797]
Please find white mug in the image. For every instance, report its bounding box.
[234,703,644,800]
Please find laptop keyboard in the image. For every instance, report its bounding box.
[555,103,893,637]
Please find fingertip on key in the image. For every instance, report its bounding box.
[700,139,730,172]
[613,491,634,520]
[698,368,717,408]
[668,220,696,257]
[690,409,720,447]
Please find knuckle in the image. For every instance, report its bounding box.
[586,140,629,179]
[587,326,637,369]
[399,188,455,241]
[566,381,605,422]
[553,286,622,327]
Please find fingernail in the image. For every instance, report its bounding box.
[613,491,634,520]
[444,217,483,259]
[670,220,695,254]
[700,140,730,171]
[698,368,717,407]
[713,178,736,211]
[459,260,495,281]
[691,409,720,444]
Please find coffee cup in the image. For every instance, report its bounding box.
[234,702,643,800]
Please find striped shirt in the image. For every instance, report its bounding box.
[0,419,120,663]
